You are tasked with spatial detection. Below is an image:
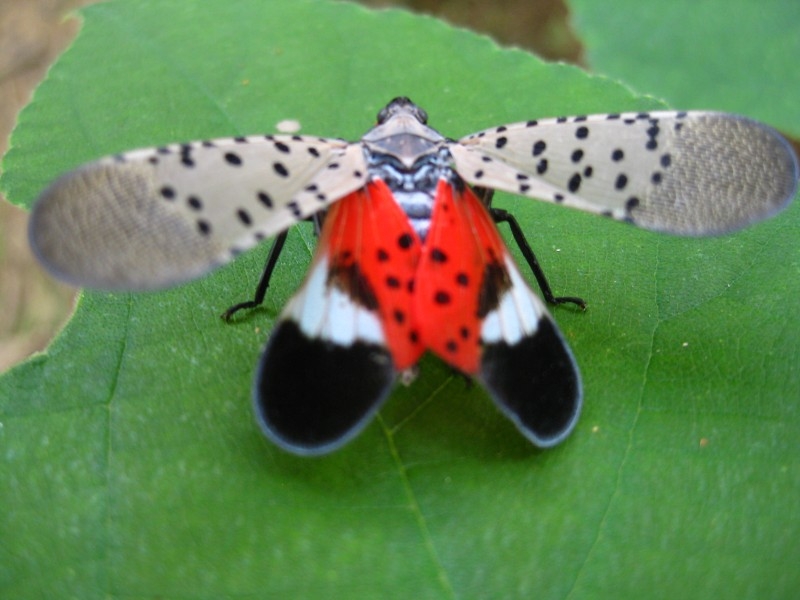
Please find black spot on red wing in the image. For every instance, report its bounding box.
[446,340,458,353]
[376,248,390,262]
[476,262,511,318]
[385,275,401,289]
[398,233,414,250]
[393,309,405,324]
[254,320,395,455]
[409,330,419,344]
[480,318,581,447]
[459,326,470,340]
[430,248,448,263]
[456,272,469,287]
[434,290,451,305]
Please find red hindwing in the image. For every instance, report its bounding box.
[414,180,510,375]
[317,179,424,370]
[320,179,525,377]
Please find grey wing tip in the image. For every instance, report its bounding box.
[29,162,223,291]
[745,115,800,213]
[640,114,799,236]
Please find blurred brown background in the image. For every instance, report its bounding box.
[0,0,581,372]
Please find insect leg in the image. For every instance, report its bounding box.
[221,230,289,321]
[491,207,586,309]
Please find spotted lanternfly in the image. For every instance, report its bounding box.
[29,97,798,455]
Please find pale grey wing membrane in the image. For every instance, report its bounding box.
[29,136,367,291]
[451,111,798,236]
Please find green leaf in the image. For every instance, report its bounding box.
[1,1,798,598]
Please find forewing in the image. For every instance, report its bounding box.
[451,111,798,235]
[254,180,421,454]
[417,180,582,446]
[29,135,367,290]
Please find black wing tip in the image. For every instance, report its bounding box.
[480,318,583,448]
[253,320,396,456]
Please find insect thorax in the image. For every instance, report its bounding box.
[365,146,456,241]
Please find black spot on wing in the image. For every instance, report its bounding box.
[180,144,195,167]
[254,320,395,455]
[224,152,243,166]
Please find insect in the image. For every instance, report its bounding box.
[29,97,798,455]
